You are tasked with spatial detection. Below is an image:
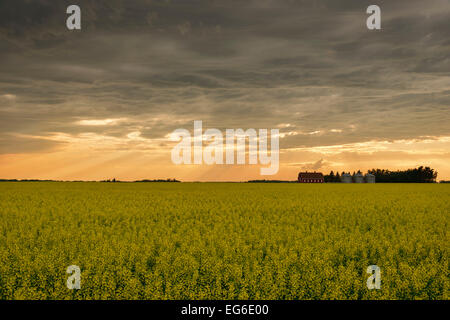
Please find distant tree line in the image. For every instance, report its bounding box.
[102,178,180,183]
[247,180,297,183]
[323,171,342,183]
[0,179,55,182]
[134,179,180,183]
[0,178,181,183]
[367,166,437,183]
[323,166,438,183]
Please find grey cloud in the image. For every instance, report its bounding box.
[301,159,326,171]
[0,0,449,154]
[0,135,66,154]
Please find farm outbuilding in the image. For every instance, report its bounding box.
[354,173,364,183]
[340,172,376,183]
[341,173,352,183]
[365,173,376,183]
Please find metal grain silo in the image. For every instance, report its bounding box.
[354,172,364,183]
[365,173,376,183]
[341,173,352,183]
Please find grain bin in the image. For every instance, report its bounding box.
[341,173,352,183]
[354,172,364,183]
[365,173,376,183]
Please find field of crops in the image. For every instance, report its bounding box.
[0,182,448,300]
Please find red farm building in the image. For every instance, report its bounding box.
[298,171,324,183]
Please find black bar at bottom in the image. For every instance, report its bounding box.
[0,300,446,319]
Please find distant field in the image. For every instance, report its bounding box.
[0,182,448,300]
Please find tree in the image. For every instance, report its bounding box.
[367,167,438,183]
[335,172,341,182]
[329,171,335,181]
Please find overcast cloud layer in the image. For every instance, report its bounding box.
[0,0,449,179]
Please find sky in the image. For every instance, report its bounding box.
[0,0,449,181]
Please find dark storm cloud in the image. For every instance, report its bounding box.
[0,135,66,154]
[0,0,449,153]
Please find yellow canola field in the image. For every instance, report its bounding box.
[0,182,448,300]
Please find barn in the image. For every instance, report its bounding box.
[298,172,324,183]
